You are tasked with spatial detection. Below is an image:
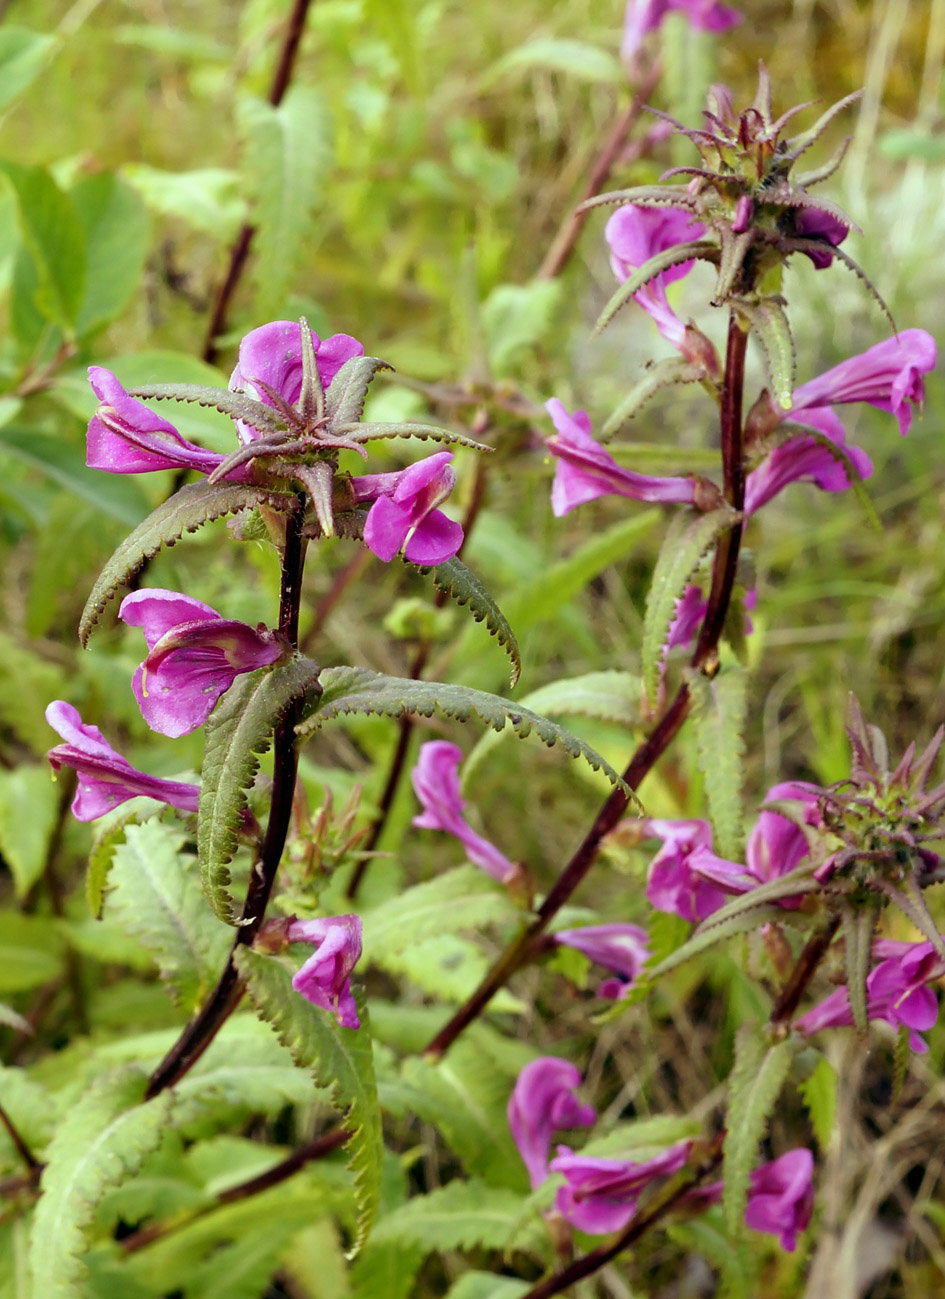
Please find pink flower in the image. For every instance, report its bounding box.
[352,452,463,565]
[229,320,364,444]
[45,701,200,822]
[119,590,286,738]
[554,924,649,999]
[508,1058,596,1189]
[791,330,936,437]
[745,407,874,514]
[689,1149,814,1252]
[545,400,698,516]
[287,914,363,1029]
[643,819,731,922]
[794,207,850,269]
[605,205,706,350]
[621,0,740,63]
[550,1140,693,1234]
[745,782,821,886]
[411,741,516,882]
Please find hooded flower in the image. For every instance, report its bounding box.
[605,205,706,350]
[508,1058,596,1189]
[545,400,699,516]
[287,914,363,1029]
[621,0,740,64]
[228,320,364,443]
[353,451,464,565]
[46,700,200,822]
[643,819,731,922]
[550,1140,693,1234]
[411,740,516,882]
[687,1149,814,1251]
[554,924,650,999]
[744,407,874,514]
[119,590,286,738]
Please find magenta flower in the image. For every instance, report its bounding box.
[554,924,649,999]
[508,1058,596,1189]
[744,407,874,514]
[643,819,732,922]
[545,400,698,516]
[411,740,516,882]
[228,320,364,444]
[46,700,200,822]
[794,208,849,270]
[796,940,943,1052]
[689,1149,814,1252]
[119,590,286,738]
[605,206,706,350]
[791,330,937,436]
[352,452,464,565]
[621,0,740,63]
[87,367,239,478]
[745,782,821,885]
[550,1140,693,1234]
[287,914,363,1029]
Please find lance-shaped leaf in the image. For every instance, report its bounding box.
[369,1179,540,1254]
[578,184,698,214]
[234,949,382,1254]
[841,902,880,1035]
[645,903,793,981]
[734,298,795,409]
[199,658,324,923]
[80,480,296,644]
[722,1025,796,1237]
[296,667,638,807]
[642,506,739,704]
[593,239,718,337]
[602,358,707,437]
[417,555,521,686]
[690,666,747,861]
[325,355,394,426]
[337,421,491,452]
[30,1067,173,1297]
[128,382,289,435]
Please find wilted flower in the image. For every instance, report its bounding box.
[621,0,740,64]
[45,700,200,822]
[352,451,464,564]
[287,914,363,1029]
[411,740,516,882]
[550,1140,693,1234]
[508,1058,596,1189]
[119,590,286,738]
[554,923,649,999]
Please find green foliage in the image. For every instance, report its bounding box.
[841,904,879,1035]
[369,1178,538,1253]
[602,358,706,436]
[0,29,56,112]
[234,951,382,1254]
[592,238,717,336]
[421,555,521,686]
[0,763,59,896]
[798,1054,837,1152]
[0,910,64,993]
[0,160,85,338]
[690,664,747,860]
[737,301,795,410]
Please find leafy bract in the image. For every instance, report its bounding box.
[296,666,637,807]
[602,358,707,436]
[592,240,718,336]
[722,1025,795,1237]
[735,298,795,409]
[79,480,295,644]
[419,556,521,686]
[326,355,394,426]
[199,660,323,923]
[361,866,517,965]
[799,1054,837,1152]
[234,950,382,1254]
[690,665,747,860]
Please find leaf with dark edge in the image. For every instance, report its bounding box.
[296,667,637,806]
[368,1179,539,1253]
[130,382,288,435]
[602,359,706,437]
[642,506,739,705]
[325,355,393,426]
[199,659,324,923]
[80,480,295,645]
[734,298,795,409]
[233,950,382,1255]
[337,421,491,452]
[577,184,698,214]
[417,556,521,686]
[841,902,879,1035]
[593,240,718,337]
[690,666,747,861]
[722,1025,795,1237]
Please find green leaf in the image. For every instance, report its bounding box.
[642,507,738,704]
[107,821,232,1011]
[722,1025,795,1237]
[349,1239,424,1299]
[326,356,394,427]
[0,764,60,897]
[602,358,707,436]
[645,904,791,980]
[842,903,879,1035]
[593,240,717,336]
[362,866,516,964]
[239,86,333,316]
[483,37,623,86]
[0,160,85,332]
[0,425,150,527]
[736,299,795,410]
[799,1054,837,1152]
[234,950,382,1254]
[420,555,521,686]
[29,1068,172,1297]
[71,172,151,338]
[86,815,138,918]
[132,382,287,434]
[480,280,563,373]
[690,665,747,860]
[369,1179,536,1252]
[0,28,56,111]
[444,1275,531,1299]
[199,659,324,923]
[297,666,637,806]
[122,164,245,235]
[0,910,64,993]
[79,480,294,644]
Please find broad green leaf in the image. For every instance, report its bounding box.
[25,497,125,637]
[71,172,150,338]
[0,29,56,111]
[0,764,60,896]
[483,38,623,86]
[199,659,324,922]
[379,933,524,1009]
[690,665,747,860]
[107,821,231,1011]
[30,1068,171,1297]
[239,86,332,316]
[0,425,150,527]
[325,355,393,427]
[421,555,521,686]
[480,280,563,373]
[736,298,795,409]
[86,814,138,918]
[79,480,294,644]
[602,358,706,436]
[799,1054,837,1152]
[122,164,245,234]
[0,909,64,993]
[362,866,516,964]
[0,161,85,332]
[722,1026,795,1237]
[112,23,230,61]
[234,950,382,1253]
[297,666,637,806]
[580,1114,702,1160]
[642,506,738,704]
[369,1178,538,1252]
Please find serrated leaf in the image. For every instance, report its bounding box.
[420,555,520,686]
[349,1238,424,1299]
[325,356,394,427]
[0,764,59,896]
[362,866,517,964]
[798,1054,837,1152]
[79,480,294,644]
[369,1179,536,1252]
[340,421,489,451]
[593,240,717,336]
[842,904,878,1035]
[722,1026,795,1237]
[736,299,795,409]
[642,507,738,704]
[776,416,880,530]
[239,86,332,315]
[30,1068,172,1297]
[86,815,139,918]
[131,382,287,435]
[646,903,791,980]
[0,911,64,992]
[297,667,637,807]
[199,659,324,923]
[602,358,706,436]
[690,666,747,860]
[107,821,231,1010]
[234,950,382,1253]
